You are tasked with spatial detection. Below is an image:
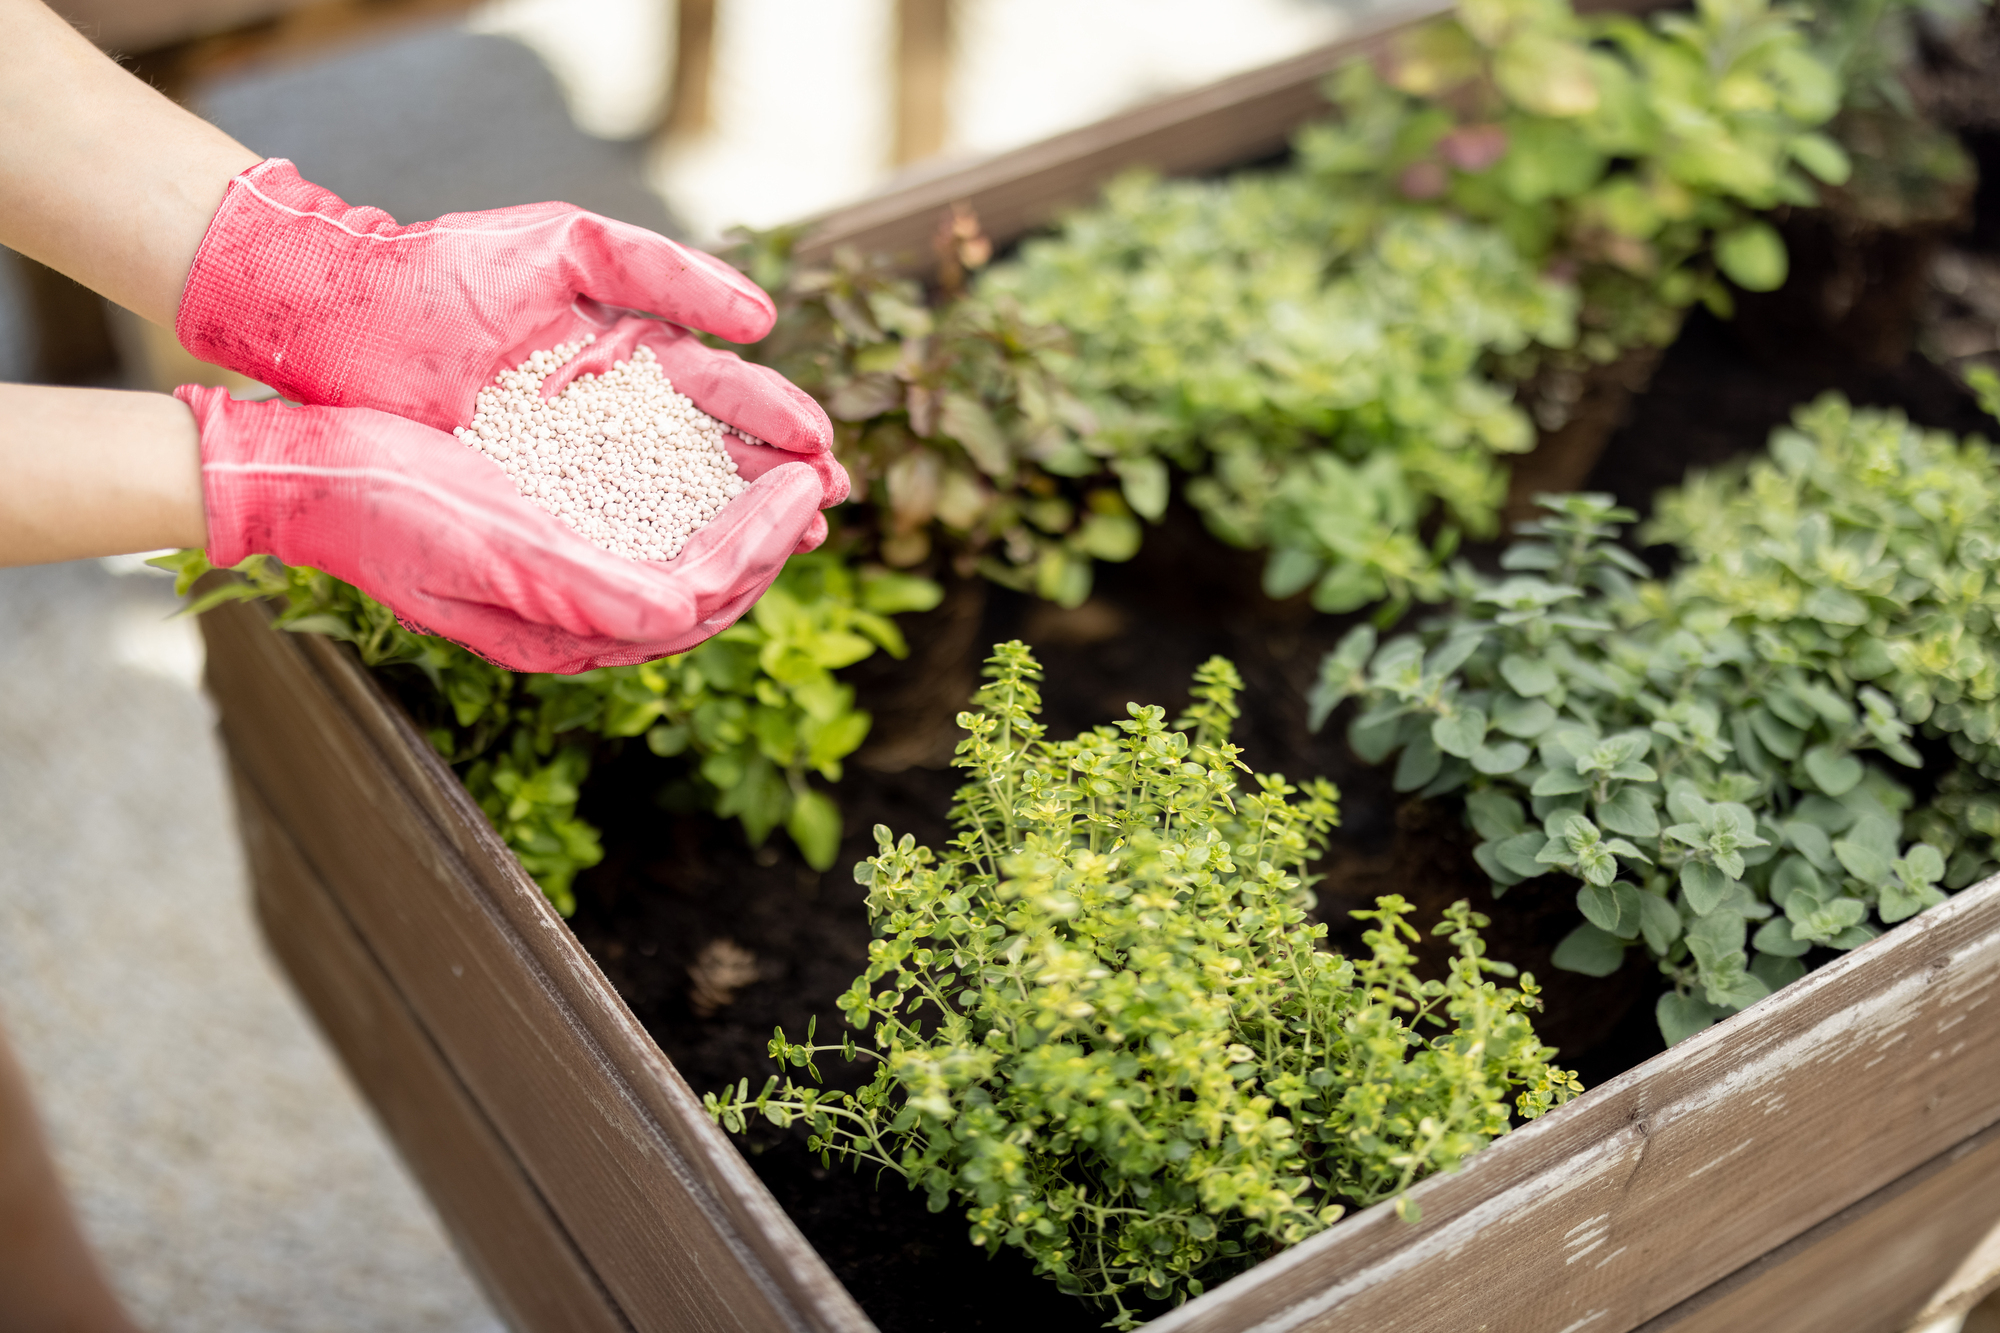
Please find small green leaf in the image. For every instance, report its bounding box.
[1576,883,1621,935]
[1552,923,1625,977]
[1595,786,1660,838]
[786,789,844,872]
[1473,840,1528,888]
[1112,456,1170,521]
[938,392,1013,475]
[1752,916,1812,958]
[1790,133,1851,186]
[1832,836,1891,885]
[859,571,946,616]
[1783,821,1835,872]
[1466,790,1528,841]
[1472,741,1530,775]
[1902,843,1945,884]
[1500,653,1559,698]
[1879,877,1945,925]
[1393,732,1443,792]
[1495,32,1600,118]
[1680,861,1734,916]
[1493,695,1558,739]
[1492,831,1551,880]
[1530,767,1592,796]
[1803,587,1869,627]
[1432,708,1488,759]
[1770,856,1828,914]
[1716,222,1788,293]
[1657,992,1726,1046]
[1749,707,1803,761]
[1265,546,1325,600]
[646,722,691,757]
[1802,745,1863,797]
[1348,708,1404,764]
[1638,893,1682,954]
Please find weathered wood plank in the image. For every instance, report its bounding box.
[1637,1120,2000,1333]
[282,625,860,1331]
[201,600,871,1333]
[1146,874,2000,1333]
[211,575,2000,1333]
[230,764,627,1333]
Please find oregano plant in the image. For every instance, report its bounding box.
[1311,397,1996,1045]
[706,644,1577,1326]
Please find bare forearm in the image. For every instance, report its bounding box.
[0,0,260,327]
[0,384,206,565]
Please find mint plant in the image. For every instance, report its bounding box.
[1311,397,1997,1045]
[705,644,1577,1325]
[158,548,939,908]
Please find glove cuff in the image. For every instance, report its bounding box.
[179,384,267,569]
[176,159,398,408]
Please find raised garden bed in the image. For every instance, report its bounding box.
[199,4,2000,1329]
[207,587,2000,1332]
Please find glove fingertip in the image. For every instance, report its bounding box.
[586,218,777,344]
[679,246,777,341]
[817,453,852,508]
[795,511,829,554]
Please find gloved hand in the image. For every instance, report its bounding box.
[181,383,837,673]
[176,159,795,437]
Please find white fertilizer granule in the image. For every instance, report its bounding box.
[455,336,749,561]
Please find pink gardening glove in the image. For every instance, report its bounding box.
[176,160,842,513]
[182,384,833,673]
[177,159,787,429]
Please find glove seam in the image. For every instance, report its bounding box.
[230,175,583,246]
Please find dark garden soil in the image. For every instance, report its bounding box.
[554,86,2000,1333]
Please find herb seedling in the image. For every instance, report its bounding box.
[1311,397,1992,1045]
[707,644,1576,1326]
[156,547,939,904]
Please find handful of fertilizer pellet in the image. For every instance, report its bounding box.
[455,336,749,562]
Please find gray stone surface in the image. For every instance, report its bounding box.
[195,20,675,233]
[0,560,500,1333]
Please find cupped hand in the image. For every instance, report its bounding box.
[182,384,838,673]
[176,159,785,435]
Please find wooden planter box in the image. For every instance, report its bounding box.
[198,9,2000,1329]
[205,588,2000,1333]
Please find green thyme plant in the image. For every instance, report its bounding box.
[157,548,940,909]
[989,198,1572,618]
[706,643,1577,1326]
[1310,397,2000,1045]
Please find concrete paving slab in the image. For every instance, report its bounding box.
[0,559,500,1333]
